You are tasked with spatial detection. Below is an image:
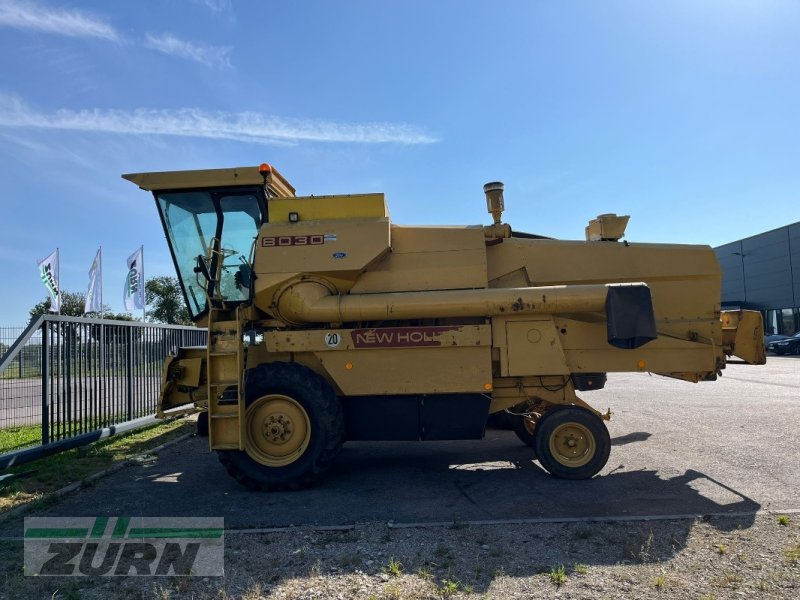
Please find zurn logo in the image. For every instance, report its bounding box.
[24,516,224,576]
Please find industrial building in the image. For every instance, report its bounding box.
[715,222,800,336]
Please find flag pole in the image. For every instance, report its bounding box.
[99,246,104,320]
[56,247,61,315]
[140,245,145,322]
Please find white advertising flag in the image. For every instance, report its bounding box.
[37,249,60,313]
[84,248,102,314]
[124,246,144,311]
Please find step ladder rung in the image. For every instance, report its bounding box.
[211,444,239,450]
[210,413,238,419]
[209,380,239,387]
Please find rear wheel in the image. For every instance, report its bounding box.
[511,414,538,454]
[218,362,344,491]
[534,406,610,480]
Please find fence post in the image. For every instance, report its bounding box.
[126,326,133,421]
[41,322,49,445]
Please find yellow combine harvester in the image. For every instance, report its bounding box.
[123,164,765,490]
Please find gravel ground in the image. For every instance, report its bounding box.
[2,513,798,599]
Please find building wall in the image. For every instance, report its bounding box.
[715,222,799,335]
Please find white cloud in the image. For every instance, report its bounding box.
[0,93,439,145]
[144,32,232,69]
[192,0,232,13]
[0,0,119,41]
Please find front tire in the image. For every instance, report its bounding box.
[534,406,610,480]
[218,362,344,491]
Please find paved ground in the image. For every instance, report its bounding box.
[2,357,797,536]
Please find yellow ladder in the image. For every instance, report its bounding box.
[206,307,245,450]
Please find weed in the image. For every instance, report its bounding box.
[639,531,655,563]
[573,563,588,574]
[785,543,800,565]
[757,578,770,592]
[385,557,403,577]
[716,544,728,555]
[241,584,264,600]
[492,566,505,578]
[777,514,790,526]
[712,570,742,589]
[384,583,401,599]
[309,559,321,577]
[652,573,666,590]
[417,567,433,581]
[549,564,567,586]
[463,584,474,593]
[438,579,460,597]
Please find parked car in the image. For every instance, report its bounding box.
[764,333,789,350]
[768,331,800,355]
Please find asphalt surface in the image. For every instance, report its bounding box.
[2,357,797,535]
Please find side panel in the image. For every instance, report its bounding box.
[318,347,492,395]
[350,226,489,293]
[263,325,493,395]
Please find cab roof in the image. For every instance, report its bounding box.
[122,165,296,197]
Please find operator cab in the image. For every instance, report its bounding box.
[122,165,295,321]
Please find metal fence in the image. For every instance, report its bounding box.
[0,316,206,451]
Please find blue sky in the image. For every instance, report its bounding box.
[1,0,798,324]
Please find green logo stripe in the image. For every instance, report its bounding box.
[112,517,131,538]
[91,517,109,538]
[127,528,224,539]
[25,528,88,539]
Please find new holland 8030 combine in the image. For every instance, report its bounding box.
[123,164,765,490]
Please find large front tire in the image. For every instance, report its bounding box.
[534,406,610,480]
[218,362,344,491]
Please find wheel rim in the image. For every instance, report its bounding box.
[245,394,311,467]
[548,421,595,468]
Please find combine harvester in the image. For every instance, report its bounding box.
[123,164,765,490]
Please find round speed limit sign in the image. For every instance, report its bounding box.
[324,332,341,348]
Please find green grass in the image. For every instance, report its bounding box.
[0,418,192,513]
[385,557,403,577]
[777,514,790,526]
[549,564,567,586]
[0,424,41,453]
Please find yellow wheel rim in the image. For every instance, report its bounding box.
[245,394,311,467]
[548,422,595,468]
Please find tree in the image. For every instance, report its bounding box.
[29,291,87,320]
[145,276,191,325]
[29,292,136,322]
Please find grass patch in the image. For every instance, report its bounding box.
[777,514,790,526]
[786,543,800,565]
[0,424,41,453]
[549,564,567,586]
[385,557,403,577]
[653,573,666,590]
[0,418,191,513]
